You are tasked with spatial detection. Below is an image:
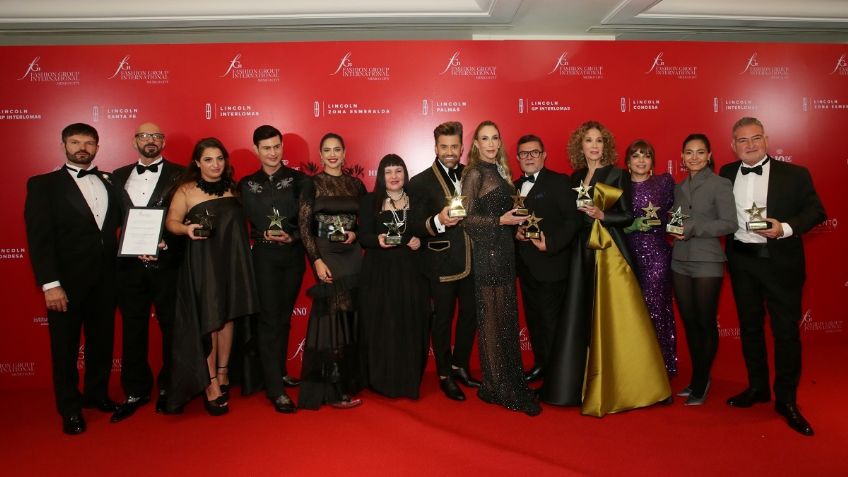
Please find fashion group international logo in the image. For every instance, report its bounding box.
[801,310,843,333]
[644,52,697,80]
[0,362,35,377]
[329,52,390,81]
[220,53,280,82]
[739,52,790,79]
[107,55,169,84]
[439,51,497,80]
[830,53,848,75]
[17,57,80,86]
[547,52,604,79]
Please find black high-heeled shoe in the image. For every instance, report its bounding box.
[217,365,230,397]
[204,376,229,416]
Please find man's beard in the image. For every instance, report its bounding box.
[138,144,161,159]
[66,150,95,166]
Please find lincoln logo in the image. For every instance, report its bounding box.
[18,57,41,80]
[645,52,664,74]
[108,55,131,79]
[220,53,243,77]
[831,53,847,74]
[440,51,461,75]
[331,52,353,75]
[548,52,569,74]
[740,53,759,74]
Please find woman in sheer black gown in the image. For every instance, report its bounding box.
[461,120,541,416]
[298,133,367,410]
[165,137,259,415]
[358,154,429,399]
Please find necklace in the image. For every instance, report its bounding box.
[387,189,407,209]
[196,178,230,197]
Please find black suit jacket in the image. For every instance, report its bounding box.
[513,168,580,282]
[407,161,471,282]
[719,157,825,274]
[112,159,186,271]
[24,168,121,299]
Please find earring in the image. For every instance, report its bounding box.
[649,169,653,177]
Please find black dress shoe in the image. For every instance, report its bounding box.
[726,388,771,408]
[81,397,119,413]
[110,396,150,423]
[282,375,301,387]
[155,394,167,413]
[62,414,86,435]
[775,402,815,436]
[272,393,297,414]
[439,377,466,401]
[524,366,544,383]
[451,368,481,388]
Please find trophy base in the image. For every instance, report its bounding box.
[328,233,347,243]
[666,225,684,235]
[448,209,467,218]
[746,221,769,231]
[512,208,529,217]
[384,236,402,245]
[525,230,541,240]
[267,229,284,237]
[194,228,212,238]
[576,199,594,208]
[645,219,661,227]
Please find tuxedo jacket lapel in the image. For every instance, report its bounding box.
[147,160,180,207]
[61,171,100,227]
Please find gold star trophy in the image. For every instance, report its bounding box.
[573,181,594,208]
[511,194,529,216]
[666,206,689,235]
[328,216,347,242]
[267,207,286,237]
[641,201,662,227]
[524,213,543,239]
[446,189,467,218]
[744,202,769,231]
[193,208,215,238]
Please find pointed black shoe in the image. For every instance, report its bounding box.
[451,368,481,388]
[282,375,301,387]
[439,377,466,401]
[62,414,86,435]
[110,396,150,423]
[775,402,814,436]
[272,393,297,414]
[726,388,771,408]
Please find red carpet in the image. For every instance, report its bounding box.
[3,335,845,476]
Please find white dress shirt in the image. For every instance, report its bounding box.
[519,171,539,197]
[125,157,164,207]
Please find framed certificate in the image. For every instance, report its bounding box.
[118,207,166,257]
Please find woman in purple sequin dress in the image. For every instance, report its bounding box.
[623,140,677,376]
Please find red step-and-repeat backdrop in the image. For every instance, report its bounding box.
[1,40,845,389]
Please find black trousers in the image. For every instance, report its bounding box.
[48,279,115,418]
[727,247,804,403]
[116,263,178,399]
[672,272,722,397]
[429,275,476,377]
[517,263,567,370]
[252,244,305,398]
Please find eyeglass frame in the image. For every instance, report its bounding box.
[135,132,166,142]
[517,149,543,159]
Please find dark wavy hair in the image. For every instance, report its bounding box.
[181,137,237,193]
[372,154,409,215]
[567,120,617,170]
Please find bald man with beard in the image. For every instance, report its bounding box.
[110,122,186,422]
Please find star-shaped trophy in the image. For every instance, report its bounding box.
[641,201,662,226]
[383,219,404,245]
[267,207,286,237]
[573,181,594,208]
[666,206,689,235]
[446,189,467,218]
[328,216,347,242]
[193,208,215,237]
[524,213,543,239]
[744,202,769,231]
[511,194,529,216]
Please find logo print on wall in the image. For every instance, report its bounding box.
[547,52,604,79]
[17,57,80,86]
[811,218,838,234]
[0,107,42,121]
[830,54,848,75]
[289,338,305,361]
[518,97,572,114]
[439,51,497,80]
[801,310,843,333]
[739,52,790,79]
[0,247,25,259]
[644,52,697,80]
[202,103,261,119]
[220,53,280,82]
[312,100,391,117]
[810,98,848,111]
[108,55,169,84]
[712,97,759,113]
[0,362,35,377]
[92,105,140,120]
[329,52,390,80]
[420,98,470,115]
[619,97,662,112]
[772,148,793,163]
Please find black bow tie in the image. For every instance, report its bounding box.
[741,158,769,175]
[523,175,536,183]
[136,163,160,174]
[447,168,461,182]
[68,165,99,178]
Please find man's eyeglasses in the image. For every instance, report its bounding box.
[518,150,543,159]
[135,133,165,142]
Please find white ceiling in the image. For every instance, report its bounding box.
[0,0,845,45]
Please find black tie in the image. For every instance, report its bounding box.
[524,175,536,183]
[741,158,769,175]
[136,163,160,174]
[448,168,460,182]
[71,166,99,178]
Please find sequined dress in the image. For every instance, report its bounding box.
[461,161,539,414]
[626,173,677,375]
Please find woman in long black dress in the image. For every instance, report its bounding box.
[461,120,540,416]
[298,132,367,410]
[165,137,259,415]
[358,154,429,399]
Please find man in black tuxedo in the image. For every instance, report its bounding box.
[720,117,825,436]
[109,122,186,422]
[513,135,579,383]
[408,121,479,401]
[238,125,309,414]
[24,123,121,434]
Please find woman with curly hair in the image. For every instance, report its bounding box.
[541,121,670,416]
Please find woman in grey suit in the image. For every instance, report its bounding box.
[669,134,737,406]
